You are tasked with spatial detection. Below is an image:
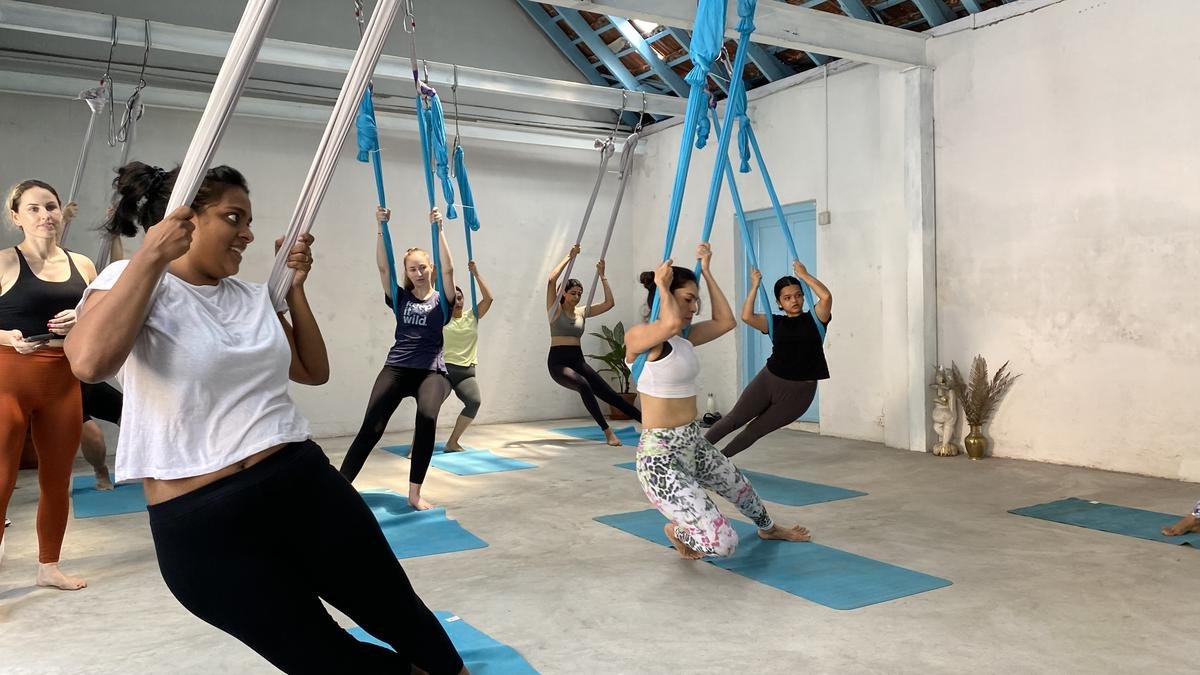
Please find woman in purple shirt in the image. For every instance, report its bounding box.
[340,207,455,511]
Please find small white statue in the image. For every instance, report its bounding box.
[930,366,960,456]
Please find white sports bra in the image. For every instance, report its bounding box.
[634,335,700,398]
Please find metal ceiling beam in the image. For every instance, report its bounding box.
[664,27,727,95]
[744,42,791,81]
[610,16,688,96]
[0,0,688,116]
[538,0,928,66]
[554,8,644,92]
[515,0,611,87]
[909,0,957,26]
[960,0,984,12]
[836,0,876,22]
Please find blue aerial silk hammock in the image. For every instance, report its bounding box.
[710,84,827,344]
[453,144,482,314]
[631,0,749,382]
[413,83,454,316]
[355,6,480,319]
[355,86,403,321]
[729,85,827,342]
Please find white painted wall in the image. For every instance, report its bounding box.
[930,0,1200,481]
[624,64,911,445]
[0,91,633,436]
[9,0,1195,481]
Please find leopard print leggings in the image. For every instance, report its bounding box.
[635,421,773,558]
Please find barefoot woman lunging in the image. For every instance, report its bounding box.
[625,244,810,559]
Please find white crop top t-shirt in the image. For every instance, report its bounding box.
[77,260,311,482]
[635,335,701,398]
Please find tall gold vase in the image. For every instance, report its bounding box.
[964,425,989,460]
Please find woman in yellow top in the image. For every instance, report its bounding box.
[442,261,493,451]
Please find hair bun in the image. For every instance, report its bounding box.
[639,271,655,288]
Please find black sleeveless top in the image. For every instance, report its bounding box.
[765,312,830,381]
[0,247,88,338]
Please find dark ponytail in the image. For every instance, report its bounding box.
[105,162,249,237]
[639,266,697,308]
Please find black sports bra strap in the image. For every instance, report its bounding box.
[649,339,674,363]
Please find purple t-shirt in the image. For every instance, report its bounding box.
[385,287,449,371]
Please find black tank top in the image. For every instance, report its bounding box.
[0,246,88,338]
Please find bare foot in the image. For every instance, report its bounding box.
[408,484,435,511]
[36,562,87,591]
[604,429,623,447]
[409,497,435,511]
[758,523,812,542]
[1162,514,1200,537]
[663,523,704,560]
[94,466,114,491]
[443,442,465,453]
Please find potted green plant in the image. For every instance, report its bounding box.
[586,322,637,419]
[948,355,1020,460]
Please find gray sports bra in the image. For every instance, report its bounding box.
[550,307,585,338]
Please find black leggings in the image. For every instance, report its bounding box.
[148,441,463,675]
[81,381,122,424]
[340,366,450,485]
[547,345,641,431]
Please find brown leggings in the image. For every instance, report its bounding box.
[0,347,83,563]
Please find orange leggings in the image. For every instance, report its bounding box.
[0,347,82,563]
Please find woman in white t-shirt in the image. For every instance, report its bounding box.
[64,163,465,675]
[442,260,494,451]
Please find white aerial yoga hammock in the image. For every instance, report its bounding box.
[59,13,115,241]
[267,0,403,307]
[61,81,109,243]
[549,92,645,328]
[163,0,279,216]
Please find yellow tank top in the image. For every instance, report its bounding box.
[442,310,478,366]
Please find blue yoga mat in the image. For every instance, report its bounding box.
[1010,497,1200,547]
[550,425,640,446]
[595,509,951,610]
[613,462,865,507]
[381,442,536,476]
[361,491,488,559]
[350,610,538,674]
[71,474,146,518]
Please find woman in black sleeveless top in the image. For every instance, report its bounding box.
[0,179,97,589]
[704,261,832,457]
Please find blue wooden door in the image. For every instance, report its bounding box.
[738,201,819,422]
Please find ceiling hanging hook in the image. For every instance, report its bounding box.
[452,65,461,139]
[635,90,647,132]
[136,19,150,86]
[450,63,462,175]
[607,89,628,143]
[116,19,151,146]
[102,15,117,80]
[403,0,416,33]
[102,14,118,146]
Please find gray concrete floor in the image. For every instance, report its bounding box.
[2,419,1199,674]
